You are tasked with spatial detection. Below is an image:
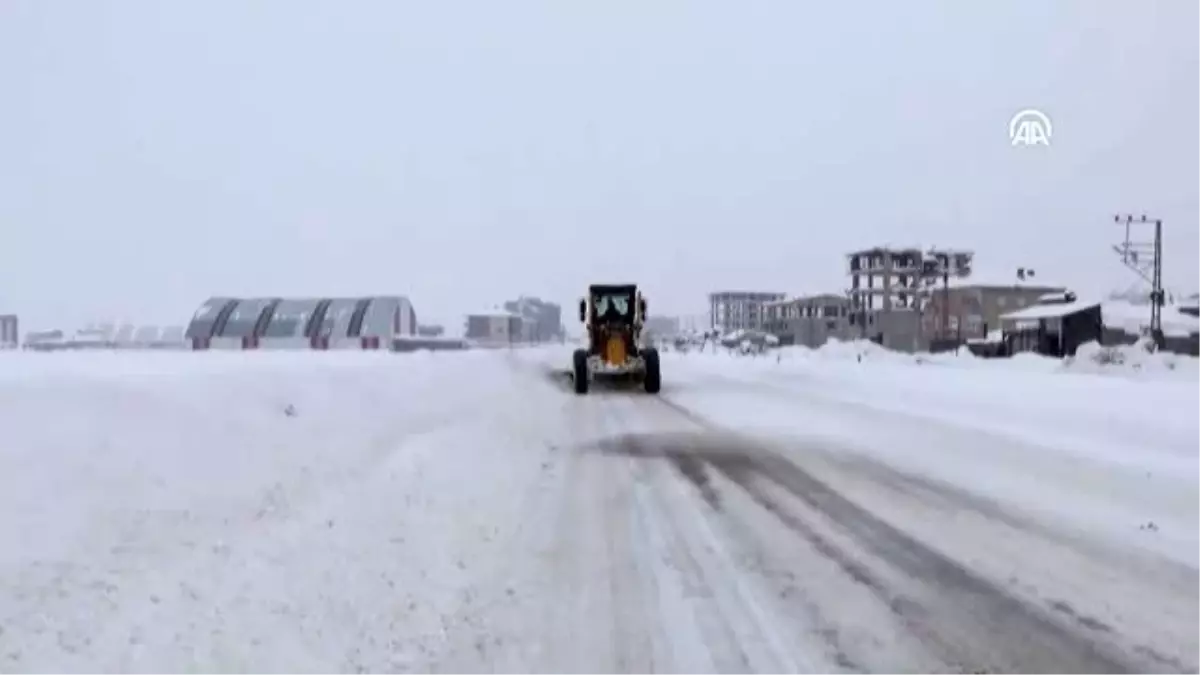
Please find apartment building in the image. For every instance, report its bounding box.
[708,290,787,332]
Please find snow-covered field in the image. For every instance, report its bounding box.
[0,347,1196,672]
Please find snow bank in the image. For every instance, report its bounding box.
[0,349,551,671]
[1066,340,1199,378]
[671,336,1197,382]
[745,339,980,368]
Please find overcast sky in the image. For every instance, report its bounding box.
[1,1,1196,331]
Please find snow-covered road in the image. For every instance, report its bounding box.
[0,347,1196,673]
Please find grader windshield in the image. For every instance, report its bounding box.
[593,293,630,320]
[590,285,636,324]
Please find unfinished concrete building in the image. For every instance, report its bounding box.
[762,294,854,347]
[845,246,974,351]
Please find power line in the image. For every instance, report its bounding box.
[1111,213,1165,349]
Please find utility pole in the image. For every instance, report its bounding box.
[1111,213,1165,349]
[941,263,950,343]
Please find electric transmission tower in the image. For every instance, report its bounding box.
[1111,213,1164,349]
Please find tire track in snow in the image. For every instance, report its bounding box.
[602,394,1157,673]
[712,457,1134,673]
[516,355,804,672]
[599,396,808,673]
[529,387,686,672]
[427,357,663,672]
[654,384,1198,672]
[444,351,1191,672]
[598,432,660,672]
[802,448,1199,673]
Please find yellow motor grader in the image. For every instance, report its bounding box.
[571,284,661,395]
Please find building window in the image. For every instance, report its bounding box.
[965,315,983,335]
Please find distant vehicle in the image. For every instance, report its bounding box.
[23,329,66,351]
[69,329,112,348]
[570,284,661,395]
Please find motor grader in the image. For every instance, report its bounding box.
[571,284,661,395]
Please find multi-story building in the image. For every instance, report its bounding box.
[708,291,787,333]
[503,296,563,343]
[762,294,854,347]
[845,246,974,351]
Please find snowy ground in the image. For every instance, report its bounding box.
[0,347,1196,673]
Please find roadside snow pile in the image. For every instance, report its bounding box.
[676,336,1195,382]
[0,349,555,672]
[1066,340,1198,378]
[775,339,978,367]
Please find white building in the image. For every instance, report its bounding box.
[185,295,418,350]
[708,291,787,332]
[643,315,681,338]
[464,308,525,346]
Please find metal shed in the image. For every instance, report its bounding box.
[1000,298,1103,357]
[186,295,418,351]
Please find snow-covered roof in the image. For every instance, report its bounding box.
[845,244,925,255]
[940,274,1065,291]
[1000,299,1101,321]
[765,293,847,306]
[1101,300,1199,338]
[1001,298,1200,337]
[1037,291,1073,303]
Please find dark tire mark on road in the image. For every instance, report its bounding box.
[1048,599,1113,633]
[669,454,722,511]
[1134,644,1191,673]
[593,427,1150,673]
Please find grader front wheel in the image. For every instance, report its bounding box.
[642,347,661,394]
[572,348,589,395]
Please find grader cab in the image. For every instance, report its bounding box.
[571,284,661,395]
